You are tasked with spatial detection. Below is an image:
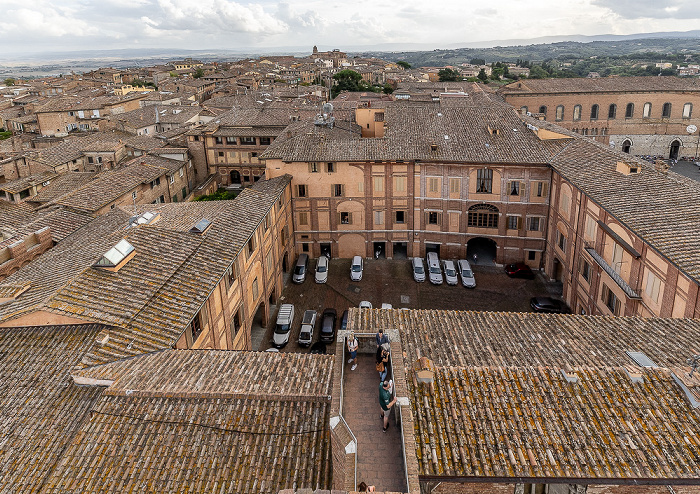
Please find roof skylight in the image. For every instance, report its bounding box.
[94,239,135,269]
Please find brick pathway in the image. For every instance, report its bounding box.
[343,354,407,493]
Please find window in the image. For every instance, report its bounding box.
[309,162,319,173]
[302,243,309,252]
[683,103,693,119]
[395,176,406,192]
[585,216,596,240]
[645,270,662,303]
[159,195,165,203]
[506,215,520,230]
[226,136,236,144]
[374,211,384,225]
[373,176,384,193]
[226,263,237,289]
[326,162,335,173]
[297,184,307,197]
[218,151,224,157]
[449,178,460,195]
[601,284,621,315]
[573,105,582,121]
[298,212,308,226]
[260,137,271,145]
[608,104,617,119]
[662,102,672,118]
[251,152,258,158]
[88,157,94,164]
[643,102,652,118]
[528,250,536,261]
[266,251,273,272]
[555,105,564,121]
[561,193,570,214]
[395,210,405,224]
[538,105,547,115]
[590,104,599,120]
[132,191,137,200]
[467,204,498,228]
[612,243,623,274]
[557,231,566,251]
[190,312,203,342]
[241,137,256,145]
[509,181,520,196]
[528,217,541,231]
[580,259,591,282]
[247,236,256,257]
[333,184,344,197]
[428,177,439,193]
[169,175,175,184]
[535,181,548,197]
[252,277,259,300]
[182,187,187,199]
[215,137,223,144]
[231,309,242,336]
[427,211,440,225]
[179,167,184,177]
[625,103,634,118]
[340,212,352,224]
[475,169,493,193]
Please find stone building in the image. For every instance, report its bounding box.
[498,77,700,159]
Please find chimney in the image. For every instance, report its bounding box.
[654,158,669,174]
[413,357,436,392]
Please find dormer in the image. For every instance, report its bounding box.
[93,239,136,272]
[487,125,500,136]
[616,161,640,176]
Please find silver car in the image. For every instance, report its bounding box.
[443,260,458,286]
[457,259,476,288]
[426,252,443,285]
[315,256,329,283]
[412,257,426,282]
[350,255,363,281]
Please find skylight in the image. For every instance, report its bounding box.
[189,219,212,234]
[95,239,135,268]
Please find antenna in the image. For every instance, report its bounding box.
[688,355,700,377]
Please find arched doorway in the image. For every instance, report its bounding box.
[622,139,632,154]
[670,140,681,160]
[466,238,497,265]
[230,170,241,184]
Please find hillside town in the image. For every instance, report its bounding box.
[3,45,700,494]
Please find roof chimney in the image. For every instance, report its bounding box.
[654,158,669,174]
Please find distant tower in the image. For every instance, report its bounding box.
[312,45,318,56]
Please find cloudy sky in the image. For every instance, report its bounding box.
[3,0,700,54]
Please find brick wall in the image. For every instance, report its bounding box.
[0,227,53,281]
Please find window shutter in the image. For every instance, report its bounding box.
[341,184,345,196]
[200,307,208,327]
[615,298,621,316]
[337,212,342,224]
[542,183,549,196]
[348,212,353,224]
[517,217,522,229]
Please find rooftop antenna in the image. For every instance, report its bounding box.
[688,355,700,377]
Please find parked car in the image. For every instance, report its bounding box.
[381,303,393,309]
[505,262,535,279]
[310,341,327,354]
[315,256,329,283]
[443,260,458,285]
[411,257,426,282]
[273,304,295,348]
[359,301,372,309]
[292,253,309,284]
[298,310,318,347]
[340,309,349,330]
[350,255,363,281]
[530,297,571,314]
[457,259,476,288]
[426,252,443,285]
[320,308,337,342]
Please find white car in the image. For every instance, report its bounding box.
[359,301,373,309]
[381,303,393,309]
[443,260,458,286]
[457,259,476,288]
[426,252,443,285]
[315,256,329,283]
[350,255,363,281]
[412,257,426,282]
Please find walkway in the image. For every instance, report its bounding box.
[343,354,407,492]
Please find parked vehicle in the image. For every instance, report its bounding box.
[381,303,393,309]
[298,310,318,347]
[273,304,295,348]
[359,301,372,309]
[530,297,571,314]
[426,252,443,285]
[315,256,329,283]
[412,257,426,282]
[350,255,363,281]
[505,262,535,279]
[320,308,337,342]
[310,341,327,354]
[340,309,349,330]
[292,254,309,284]
[457,259,476,288]
[443,260,458,285]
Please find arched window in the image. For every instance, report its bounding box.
[643,102,652,118]
[467,204,499,228]
[622,139,632,154]
[538,105,547,115]
[608,104,617,119]
[573,105,582,121]
[590,104,599,120]
[662,102,672,118]
[555,105,564,121]
[683,103,693,119]
[625,103,634,118]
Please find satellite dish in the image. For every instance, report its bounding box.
[687,124,698,134]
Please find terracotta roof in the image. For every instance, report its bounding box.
[0,172,57,193]
[29,172,97,203]
[349,309,700,482]
[498,76,700,95]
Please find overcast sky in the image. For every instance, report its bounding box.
[3,0,700,54]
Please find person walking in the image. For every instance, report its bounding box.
[379,379,397,432]
[346,332,358,371]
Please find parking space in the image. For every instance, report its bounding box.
[258,256,555,352]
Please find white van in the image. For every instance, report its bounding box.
[426,252,443,285]
[412,257,426,282]
[292,254,308,284]
[273,304,295,348]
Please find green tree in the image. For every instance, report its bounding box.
[490,67,504,80]
[4,78,15,86]
[438,68,461,81]
[470,58,486,65]
[396,61,411,69]
[382,83,394,94]
[477,69,488,82]
[332,69,363,98]
[193,68,205,78]
[528,65,549,79]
